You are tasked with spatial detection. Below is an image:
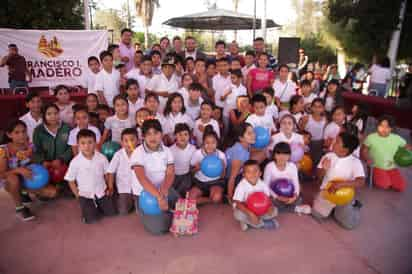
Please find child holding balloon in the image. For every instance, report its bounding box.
[131,119,179,235]
[233,160,278,231]
[65,129,117,224]
[193,101,220,147]
[362,115,411,192]
[263,142,310,214]
[313,132,365,229]
[0,120,57,221]
[189,127,227,205]
[269,114,304,157]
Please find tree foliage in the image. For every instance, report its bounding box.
[94,9,127,42]
[300,33,337,64]
[326,0,412,62]
[0,0,84,29]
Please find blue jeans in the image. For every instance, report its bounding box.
[9,80,28,91]
[369,82,387,97]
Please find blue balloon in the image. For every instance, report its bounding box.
[252,126,270,149]
[200,155,223,178]
[139,191,161,215]
[23,164,49,190]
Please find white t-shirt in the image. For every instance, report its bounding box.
[369,64,391,84]
[191,149,226,182]
[317,152,365,189]
[269,132,304,151]
[130,143,174,188]
[81,68,99,92]
[273,79,297,103]
[246,113,276,133]
[20,112,42,143]
[233,178,270,203]
[128,98,144,122]
[68,125,101,146]
[125,68,141,81]
[278,110,303,124]
[170,143,196,175]
[305,115,327,141]
[106,148,143,195]
[185,98,203,121]
[263,161,300,197]
[303,93,317,106]
[94,68,120,107]
[193,118,220,147]
[104,115,134,143]
[145,73,179,113]
[163,112,194,136]
[323,121,341,140]
[241,64,256,80]
[212,73,231,108]
[223,83,247,117]
[265,103,279,121]
[177,87,190,105]
[64,151,109,199]
[126,72,152,99]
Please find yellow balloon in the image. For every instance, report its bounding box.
[322,180,355,206]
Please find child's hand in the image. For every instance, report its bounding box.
[248,211,260,226]
[321,157,331,170]
[158,196,168,211]
[17,167,32,179]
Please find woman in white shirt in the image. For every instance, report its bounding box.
[368,57,391,97]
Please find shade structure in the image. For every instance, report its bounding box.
[163,8,281,30]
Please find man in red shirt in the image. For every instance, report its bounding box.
[0,44,31,90]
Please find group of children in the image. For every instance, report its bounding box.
[0,43,410,235]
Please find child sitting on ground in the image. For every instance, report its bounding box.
[313,132,365,230]
[65,129,117,224]
[362,115,411,192]
[233,160,279,231]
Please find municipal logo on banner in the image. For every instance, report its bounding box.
[38,35,64,58]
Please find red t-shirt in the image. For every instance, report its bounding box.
[248,68,274,93]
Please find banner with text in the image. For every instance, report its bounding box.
[0,29,108,88]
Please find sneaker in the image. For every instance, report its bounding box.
[263,219,280,230]
[295,205,312,215]
[239,222,248,231]
[21,193,33,206]
[16,206,35,221]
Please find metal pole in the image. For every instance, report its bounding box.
[387,0,407,72]
[84,0,90,29]
[262,0,267,41]
[127,0,131,28]
[252,0,256,40]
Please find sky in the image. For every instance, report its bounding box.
[98,0,298,45]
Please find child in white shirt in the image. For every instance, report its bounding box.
[170,123,196,196]
[233,160,278,231]
[313,132,365,229]
[126,56,153,99]
[262,87,279,122]
[20,91,42,143]
[68,106,101,156]
[189,128,226,205]
[101,95,134,144]
[106,128,142,215]
[185,83,204,121]
[94,51,120,107]
[264,142,310,214]
[269,114,304,155]
[177,73,193,105]
[324,106,346,151]
[212,58,231,108]
[300,79,317,113]
[193,101,220,147]
[65,129,117,224]
[131,119,178,235]
[125,79,144,122]
[81,56,100,92]
[162,93,194,145]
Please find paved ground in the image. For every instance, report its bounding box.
[1,126,411,274]
[0,166,411,274]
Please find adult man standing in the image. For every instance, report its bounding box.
[0,44,31,90]
[253,37,276,70]
[228,40,245,67]
[119,28,135,71]
[179,36,207,61]
[172,36,184,56]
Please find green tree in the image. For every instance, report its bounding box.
[94,9,127,43]
[326,0,412,62]
[1,0,84,29]
[136,0,160,48]
[300,34,337,64]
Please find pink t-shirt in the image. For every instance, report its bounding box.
[248,68,275,93]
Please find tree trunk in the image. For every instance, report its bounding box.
[144,25,149,49]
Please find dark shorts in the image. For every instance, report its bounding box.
[79,195,118,224]
[193,177,225,196]
[172,173,193,197]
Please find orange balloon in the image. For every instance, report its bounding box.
[298,154,313,175]
[322,179,355,206]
